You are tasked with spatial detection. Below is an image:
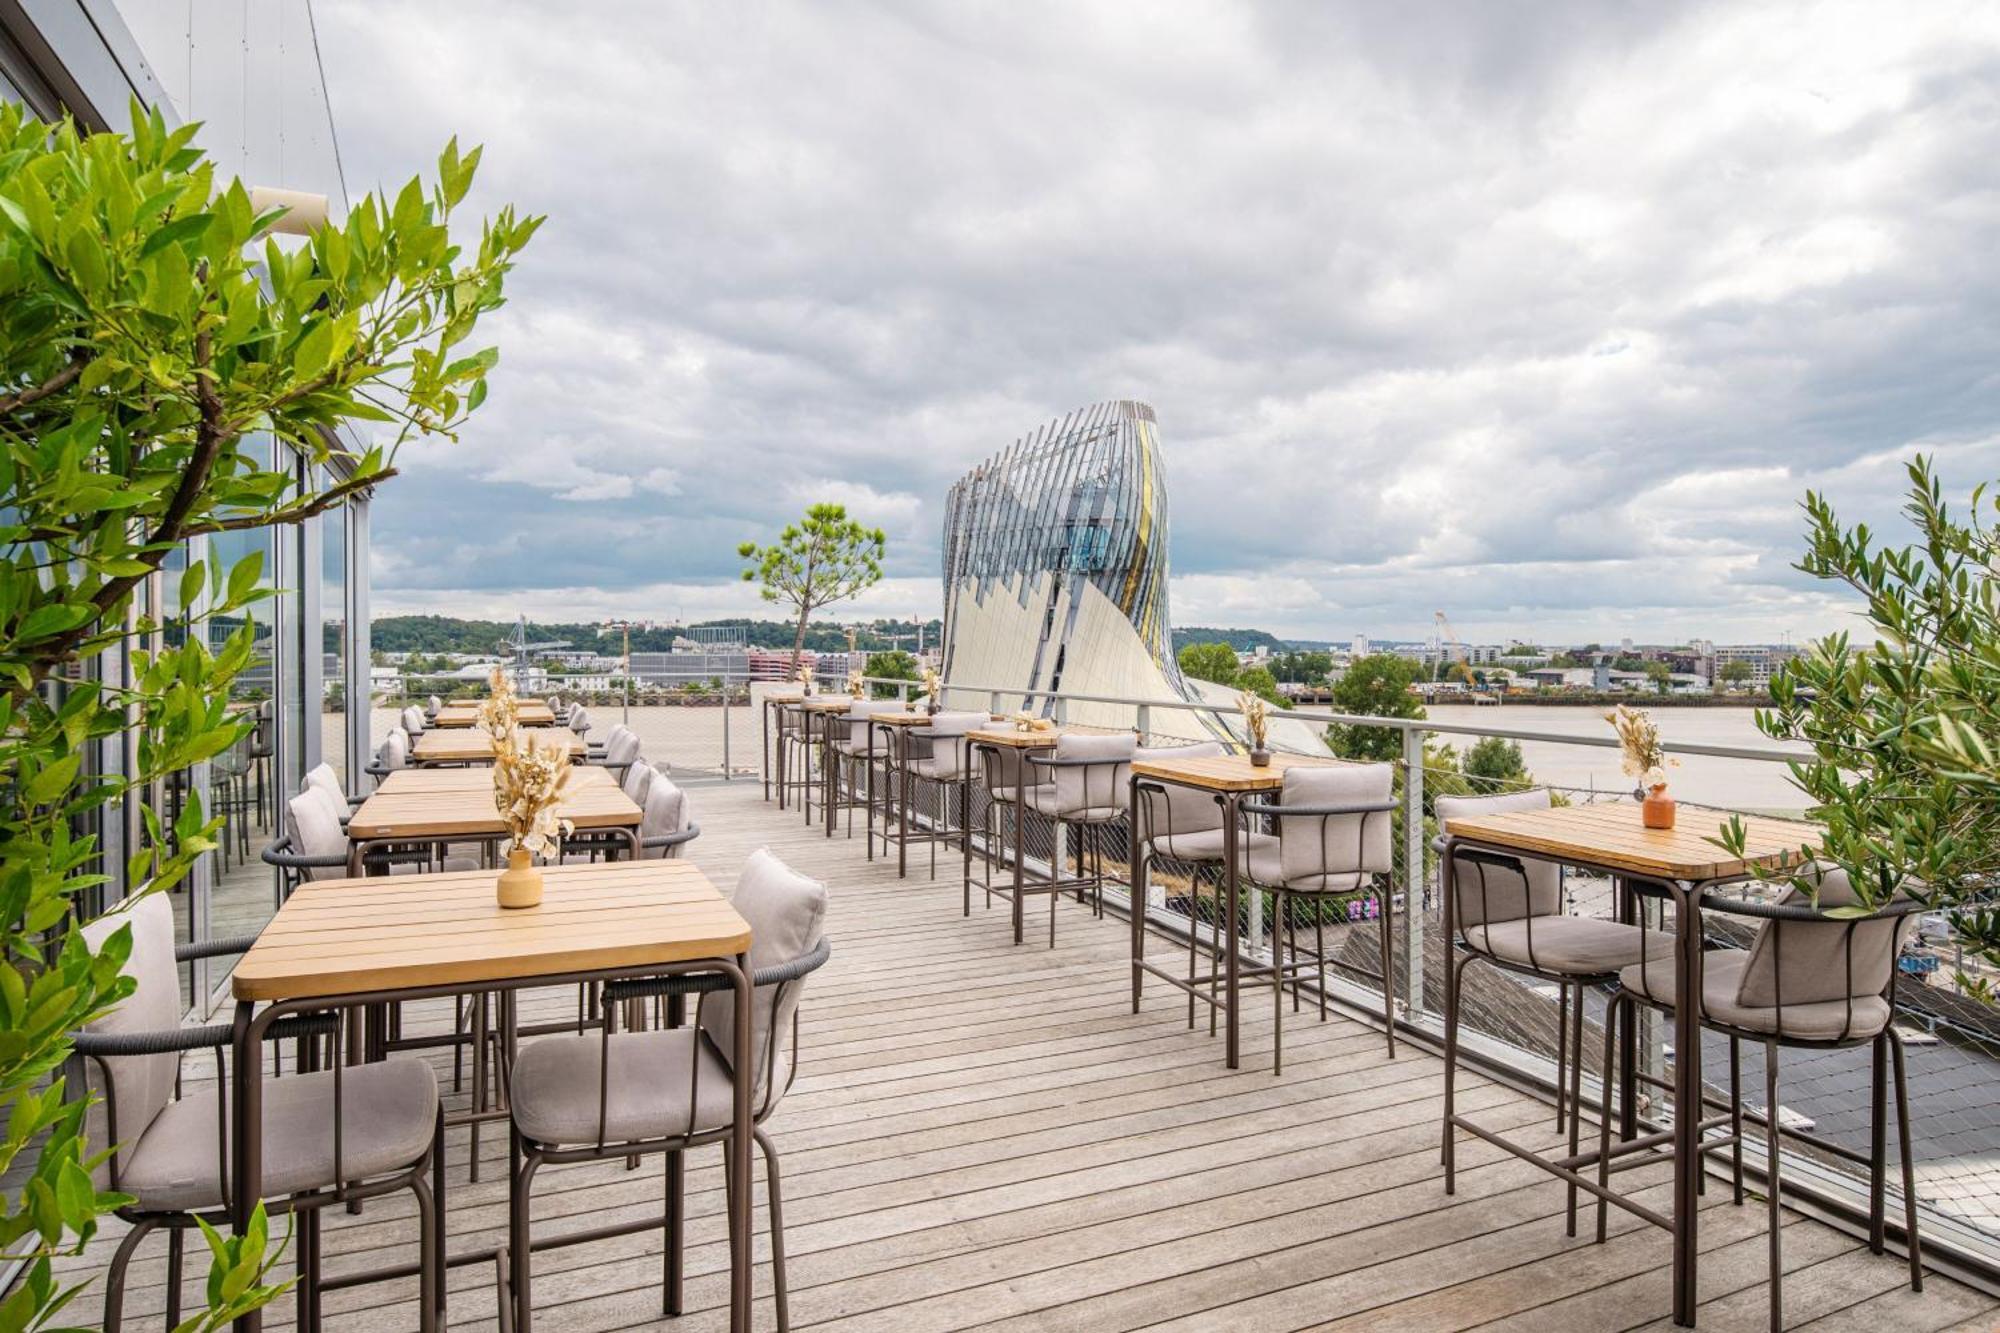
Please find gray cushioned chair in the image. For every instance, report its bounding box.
[1236,763,1399,1071]
[1438,787,1674,1233]
[830,699,897,841]
[506,848,831,1331]
[74,894,445,1331]
[400,703,427,736]
[885,710,986,879]
[1604,868,1925,1328]
[1020,732,1138,945]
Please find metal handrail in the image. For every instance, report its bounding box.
[855,676,1807,764]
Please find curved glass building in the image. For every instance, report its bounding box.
[940,400,1232,737]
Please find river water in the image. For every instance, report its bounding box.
[1421,703,1811,813]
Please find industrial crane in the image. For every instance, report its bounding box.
[1432,608,1480,680]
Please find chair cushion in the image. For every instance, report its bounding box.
[699,849,828,1102]
[1047,732,1136,816]
[1436,789,1563,926]
[1734,869,1911,1009]
[82,896,182,1171]
[1130,743,1229,835]
[119,1059,438,1212]
[511,1027,736,1146]
[1023,785,1121,823]
[1276,764,1393,885]
[1620,949,1892,1042]
[623,760,656,805]
[287,790,348,881]
[641,777,692,858]
[1146,827,1237,864]
[1467,916,1675,977]
[303,762,345,806]
[1235,833,1360,892]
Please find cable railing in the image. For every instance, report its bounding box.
[826,674,2000,1279]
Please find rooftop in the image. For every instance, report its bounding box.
[55,771,2000,1330]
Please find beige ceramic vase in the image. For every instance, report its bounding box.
[496,846,543,909]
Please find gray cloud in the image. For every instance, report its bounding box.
[301,0,2000,641]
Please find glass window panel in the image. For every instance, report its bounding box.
[205,437,279,947]
[320,484,348,792]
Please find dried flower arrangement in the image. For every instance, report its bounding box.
[793,660,815,695]
[1605,703,1676,789]
[1238,690,1270,752]
[476,664,520,742]
[492,731,574,858]
[847,667,866,699]
[1011,709,1053,734]
[921,667,944,711]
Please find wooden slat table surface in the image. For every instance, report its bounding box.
[431,700,557,728]
[968,723,1131,749]
[1132,750,1348,793]
[351,762,632,839]
[232,859,750,1003]
[1444,801,1818,880]
[412,725,584,765]
[797,696,859,713]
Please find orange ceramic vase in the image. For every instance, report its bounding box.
[1641,784,1677,830]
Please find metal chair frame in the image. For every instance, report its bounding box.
[73,935,445,1332]
[1236,795,1400,1071]
[1015,750,1131,948]
[507,939,832,1332]
[1600,884,1926,1331]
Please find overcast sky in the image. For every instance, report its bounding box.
[301,1,1999,644]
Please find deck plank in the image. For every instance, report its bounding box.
[48,775,2000,1330]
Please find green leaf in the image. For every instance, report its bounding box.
[138,210,213,259]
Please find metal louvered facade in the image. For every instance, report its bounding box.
[940,400,1224,735]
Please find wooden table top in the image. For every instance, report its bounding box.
[431,701,557,729]
[1443,801,1819,882]
[352,760,634,840]
[412,726,585,765]
[1132,751,1347,793]
[232,860,750,1002]
[796,696,861,713]
[967,723,1130,749]
[374,764,616,796]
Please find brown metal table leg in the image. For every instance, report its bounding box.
[1129,770,1143,1013]
[1012,790,1027,945]
[1670,881,1700,1326]
[1223,792,1242,1069]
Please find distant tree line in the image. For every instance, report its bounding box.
[364,613,942,657]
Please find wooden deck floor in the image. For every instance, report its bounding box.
[61,777,2000,1331]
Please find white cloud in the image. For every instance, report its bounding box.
[302,0,2000,641]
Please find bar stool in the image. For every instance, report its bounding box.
[967,736,1043,919]
[1236,763,1400,1070]
[1437,790,1586,1139]
[772,702,816,813]
[1128,741,1233,1026]
[1021,732,1136,946]
[1605,868,1925,1331]
[884,710,985,878]
[830,699,896,842]
[1439,788,1676,1233]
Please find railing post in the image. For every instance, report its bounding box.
[721,686,732,780]
[1135,702,1151,742]
[1400,724,1427,1019]
[990,689,1003,717]
[1053,695,1068,724]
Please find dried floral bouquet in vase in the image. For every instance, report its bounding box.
[1606,703,1678,828]
[491,731,575,907]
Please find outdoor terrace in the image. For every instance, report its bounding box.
[54,768,2000,1331]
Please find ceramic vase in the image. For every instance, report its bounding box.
[496,846,543,909]
[1642,784,1677,830]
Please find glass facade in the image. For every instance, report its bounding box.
[1,0,371,1016]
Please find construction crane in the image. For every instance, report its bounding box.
[1432,608,1480,680]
